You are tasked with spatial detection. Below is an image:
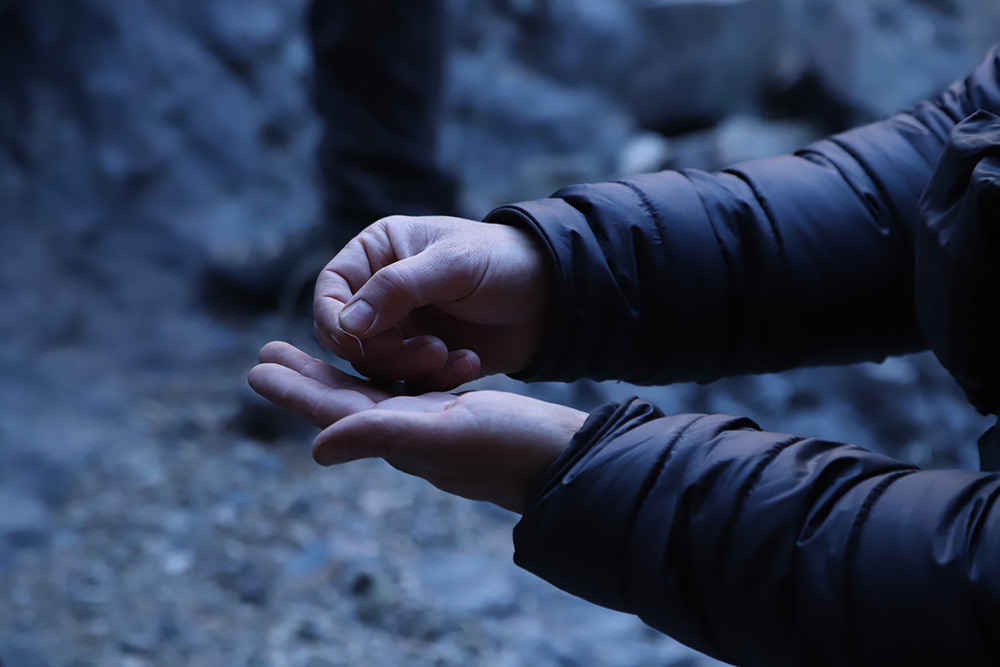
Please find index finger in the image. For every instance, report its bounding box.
[314,227,400,335]
[313,234,410,361]
[258,340,404,401]
[247,362,376,429]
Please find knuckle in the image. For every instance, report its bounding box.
[375,214,409,229]
[301,357,327,377]
[374,263,412,294]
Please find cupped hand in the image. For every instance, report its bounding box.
[248,341,586,513]
[313,215,548,390]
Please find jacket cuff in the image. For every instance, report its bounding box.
[483,201,571,382]
[512,396,672,611]
[485,173,728,384]
[520,397,648,510]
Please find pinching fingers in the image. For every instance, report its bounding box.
[313,316,406,362]
[404,349,482,392]
[350,336,452,381]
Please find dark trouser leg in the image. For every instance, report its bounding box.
[308,0,456,244]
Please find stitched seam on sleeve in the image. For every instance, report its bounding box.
[843,469,918,664]
[677,170,742,380]
[720,168,790,284]
[612,180,674,294]
[631,415,705,515]
[795,143,917,264]
[612,179,675,374]
[620,414,706,606]
[721,436,806,546]
[612,179,673,274]
[720,168,794,363]
[694,435,805,661]
[827,136,906,240]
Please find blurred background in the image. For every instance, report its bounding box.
[0,1,997,665]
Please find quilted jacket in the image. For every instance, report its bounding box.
[485,47,1000,666]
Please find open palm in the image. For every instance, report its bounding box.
[248,341,586,513]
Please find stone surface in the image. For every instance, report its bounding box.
[0,492,50,557]
[416,549,518,617]
[442,53,635,213]
[624,0,789,131]
[0,0,319,258]
[788,0,1000,120]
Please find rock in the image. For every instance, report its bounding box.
[416,549,518,618]
[117,628,156,656]
[788,0,1000,121]
[513,0,642,96]
[281,538,335,581]
[295,619,323,642]
[499,591,727,667]
[64,561,115,607]
[233,563,271,606]
[0,0,319,258]
[623,0,787,131]
[712,114,822,164]
[160,550,194,576]
[667,114,824,171]
[496,0,793,133]
[213,558,272,605]
[0,636,51,667]
[616,131,672,177]
[346,568,399,625]
[442,53,634,213]
[157,604,182,644]
[0,491,51,557]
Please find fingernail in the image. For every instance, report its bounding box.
[339,300,375,334]
[450,354,475,378]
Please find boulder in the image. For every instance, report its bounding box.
[513,0,643,97]
[623,0,788,131]
[441,53,635,213]
[788,0,1000,121]
[0,0,318,259]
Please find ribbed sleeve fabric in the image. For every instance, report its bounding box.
[487,47,1000,386]
[515,399,1000,665]
[508,46,1000,667]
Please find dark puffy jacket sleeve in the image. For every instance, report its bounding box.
[514,399,1000,666]
[917,110,1000,416]
[486,47,1000,385]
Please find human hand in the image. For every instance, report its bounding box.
[248,341,587,513]
[313,216,548,390]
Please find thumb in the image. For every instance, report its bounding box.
[338,245,480,337]
[312,408,438,466]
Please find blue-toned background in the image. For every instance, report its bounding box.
[0,1,997,665]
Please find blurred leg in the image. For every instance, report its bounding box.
[308,0,456,245]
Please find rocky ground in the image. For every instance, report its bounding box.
[1,1,998,666]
